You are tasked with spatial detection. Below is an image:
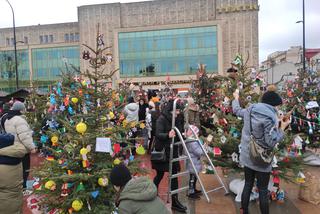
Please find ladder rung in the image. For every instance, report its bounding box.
[206,186,225,194]
[170,171,189,179]
[170,186,189,195]
[171,155,188,162]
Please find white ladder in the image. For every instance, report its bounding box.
[167,98,229,203]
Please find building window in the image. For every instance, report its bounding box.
[40,35,43,44]
[70,33,74,42]
[10,38,15,46]
[118,26,218,77]
[44,35,48,43]
[75,33,79,42]
[49,35,53,43]
[24,36,28,44]
[6,38,10,46]
[64,34,69,42]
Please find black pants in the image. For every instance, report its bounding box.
[241,167,270,214]
[22,153,31,189]
[153,164,178,192]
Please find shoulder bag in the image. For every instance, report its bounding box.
[248,108,275,165]
[150,138,166,163]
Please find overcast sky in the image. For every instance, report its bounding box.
[0,0,319,63]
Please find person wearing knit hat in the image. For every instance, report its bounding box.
[0,100,35,213]
[11,101,26,112]
[110,164,170,214]
[232,86,290,214]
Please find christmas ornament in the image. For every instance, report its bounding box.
[45,180,56,191]
[113,143,121,154]
[91,190,99,199]
[98,177,109,187]
[71,97,79,104]
[80,147,89,168]
[140,123,145,129]
[136,145,146,155]
[72,199,83,211]
[213,147,222,156]
[113,158,121,165]
[51,136,59,146]
[76,182,85,192]
[68,106,74,115]
[76,122,87,134]
[296,171,305,183]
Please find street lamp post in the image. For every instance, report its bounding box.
[5,0,19,90]
[296,0,306,73]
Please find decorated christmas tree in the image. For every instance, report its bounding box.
[190,54,303,188]
[281,64,320,149]
[29,27,146,213]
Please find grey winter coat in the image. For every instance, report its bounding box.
[232,100,285,172]
[186,139,204,174]
[123,103,139,122]
[117,177,170,214]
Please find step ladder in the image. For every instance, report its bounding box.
[167,98,229,203]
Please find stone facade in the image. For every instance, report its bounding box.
[0,22,79,49]
[78,0,259,86]
[0,0,259,88]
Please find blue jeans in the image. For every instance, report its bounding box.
[241,167,270,214]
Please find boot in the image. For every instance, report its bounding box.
[171,194,187,213]
[193,176,202,195]
[188,174,200,200]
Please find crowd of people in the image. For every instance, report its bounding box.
[0,85,290,214]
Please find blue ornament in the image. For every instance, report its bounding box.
[40,135,48,143]
[91,190,99,199]
[68,106,74,115]
[59,105,66,111]
[129,155,134,161]
[71,83,75,90]
[50,94,56,105]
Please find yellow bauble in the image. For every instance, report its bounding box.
[45,180,56,190]
[122,119,128,127]
[72,199,83,211]
[71,97,79,104]
[136,145,146,155]
[51,136,58,144]
[80,148,88,155]
[130,121,137,128]
[98,177,109,187]
[81,80,87,86]
[139,123,145,129]
[109,112,115,119]
[76,122,87,134]
[113,158,121,165]
[101,116,107,121]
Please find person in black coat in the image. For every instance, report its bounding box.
[151,100,187,213]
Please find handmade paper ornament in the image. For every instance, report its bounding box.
[82,51,90,60]
[213,147,222,156]
[71,97,79,104]
[51,136,59,146]
[91,190,99,199]
[76,122,87,134]
[45,180,56,191]
[33,178,42,190]
[136,145,146,155]
[50,94,56,105]
[231,152,239,163]
[80,148,89,168]
[98,177,109,187]
[113,158,121,165]
[40,135,48,144]
[46,156,54,161]
[108,112,115,120]
[277,190,285,203]
[140,123,146,129]
[296,171,306,183]
[113,143,121,154]
[76,182,85,192]
[68,106,74,115]
[61,183,70,197]
[220,136,227,144]
[106,53,113,63]
[72,199,83,212]
[207,134,213,142]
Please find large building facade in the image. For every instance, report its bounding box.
[0,0,259,91]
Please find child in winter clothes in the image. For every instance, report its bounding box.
[185,125,204,199]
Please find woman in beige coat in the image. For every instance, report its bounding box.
[0,101,34,214]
